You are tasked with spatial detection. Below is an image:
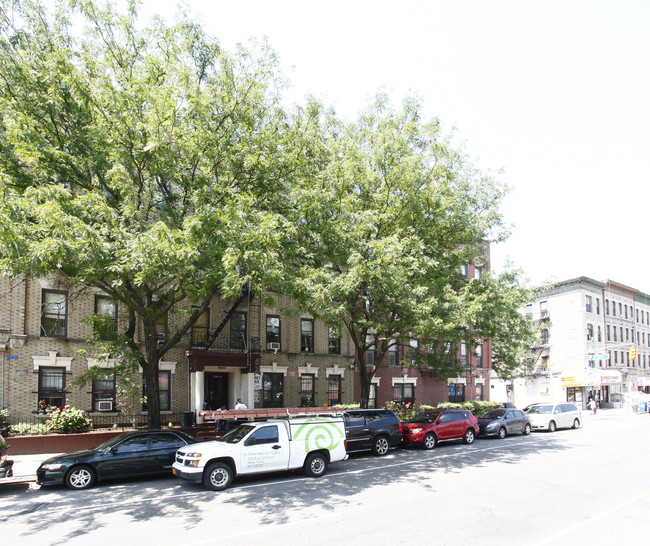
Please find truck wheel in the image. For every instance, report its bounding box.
[203,462,234,491]
[304,452,328,478]
[371,435,390,456]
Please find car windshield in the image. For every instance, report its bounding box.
[527,405,552,414]
[480,410,505,419]
[411,412,440,424]
[217,424,255,444]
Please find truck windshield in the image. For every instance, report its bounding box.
[218,425,255,444]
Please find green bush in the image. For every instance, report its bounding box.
[0,409,9,436]
[46,406,93,433]
[10,422,51,435]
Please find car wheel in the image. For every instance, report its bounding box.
[304,452,328,478]
[203,462,234,491]
[65,465,96,490]
[572,418,580,429]
[523,424,531,435]
[463,429,475,444]
[498,427,506,439]
[371,435,390,456]
[548,420,557,432]
[423,433,437,450]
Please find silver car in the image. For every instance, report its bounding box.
[525,403,581,432]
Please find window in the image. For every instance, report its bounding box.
[263,373,284,408]
[597,326,602,342]
[525,304,533,318]
[230,311,247,350]
[266,316,281,350]
[144,370,171,411]
[613,326,617,341]
[393,383,414,406]
[475,384,484,401]
[301,319,314,352]
[328,375,341,406]
[368,383,377,409]
[300,374,315,407]
[476,344,483,368]
[605,299,610,315]
[159,371,171,411]
[92,374,116,412]
[190,308,209,346]
[540,301,548,315]
[114,435,150,453]
[328,326,341,355]
[150,432,186,449]
[41,290,68,337]
[448,383,465,403]
[388,342,398,366]
[587,324,594,340]
[461,265,468,277]
[606,324,611,341]
[612,302,616,317]
[460,342,468,365]
[38,367,66,408]
[585,295,593,313]
[596,298,600,315]
[248,426,279,445]
[95,295,117,340]
[474,266,482,279]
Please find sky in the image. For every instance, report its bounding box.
[130,1,650,291]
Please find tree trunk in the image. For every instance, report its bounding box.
[143,327,161,430]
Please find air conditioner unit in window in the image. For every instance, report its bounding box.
[98,400,113,412]
[267,342,281,352]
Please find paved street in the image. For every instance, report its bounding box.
[2,409,649,545]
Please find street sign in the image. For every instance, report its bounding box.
[584,354,609,360]
[6,355,18,360]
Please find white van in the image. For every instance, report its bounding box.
[525,403,581,432]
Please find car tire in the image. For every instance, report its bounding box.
[523,424,531,435]
[548,420,557,432]
[463,429,475,444]
[65,465,96,490]
[572,418,580,429]
[371,435,390,456]
[304,452,328,478]
[203,462,234,491]
[497,427,506,439]
[423,433,437,450]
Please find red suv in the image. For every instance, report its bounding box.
[402,409,479,449]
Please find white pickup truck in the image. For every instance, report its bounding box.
[172,416,347,490]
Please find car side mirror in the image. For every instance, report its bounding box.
[109,446,118,454]
[245,437,257,446]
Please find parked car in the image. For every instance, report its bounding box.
[37,430,201,490]
[525,403,581,432]
[478,408,531,438]
[402,409,479,449]
[343,409,402,456]
[0,434,14,479]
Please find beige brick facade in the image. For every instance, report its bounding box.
[0,275,355,423]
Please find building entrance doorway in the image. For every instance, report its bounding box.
[205,372,229,410]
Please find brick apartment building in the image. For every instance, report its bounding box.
[0,264,492,422]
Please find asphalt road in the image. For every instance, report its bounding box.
[2,409,649,545]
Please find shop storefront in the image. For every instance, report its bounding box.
[561,370,622,410]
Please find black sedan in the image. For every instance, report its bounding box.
[477,408,531,438]
[37,430,200,490]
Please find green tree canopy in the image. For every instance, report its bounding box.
[289,94,534,406]
[0,0,317,427]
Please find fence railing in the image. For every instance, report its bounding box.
[11,411,185,430]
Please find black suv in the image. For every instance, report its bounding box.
[343,409,402,456]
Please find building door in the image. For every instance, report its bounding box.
[205,373,228,410]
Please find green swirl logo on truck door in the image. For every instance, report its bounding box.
[293,418,344,452]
